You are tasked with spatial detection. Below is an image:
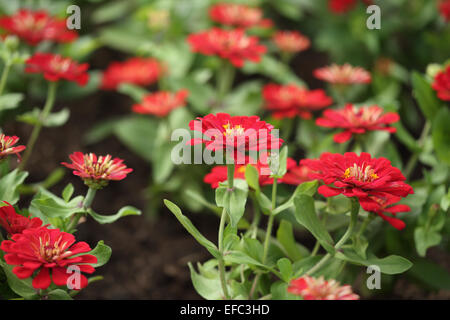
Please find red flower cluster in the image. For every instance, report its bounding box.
[25,53,89,86]
[0,9,77,46]
[272,31,310,54]
[189,113,283,163]
[314,63,371,85]
[62,152,133,189]
[101,58,164,90]
[0,134,26,160]
[316,104,400,143]
[263,84,333,119]
[432,65,450,101]
[301,152,413,229]
[209,3,272,28]
[187,28,266,68]
[288,276,359,300]
[328,0,372,14]
[132,90,189,117]
[0,202,42,236]
[1,227,96,290]
[439,0,450,22]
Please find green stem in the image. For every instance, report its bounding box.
[19,81,58,170]
[0,62,11,97]
[404,121,431,179]
[67,187,97,233]
[306,198,359,276]
[357,214,373,238]
[216,61,235,107]
[312,211,328,256]
[262,179,277,264]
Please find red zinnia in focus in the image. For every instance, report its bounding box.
[439,0,450,22]
[0,134,26,161]
[189,113,283,163]
[101,57,164,90]
[288,276,359,300]
[316,104,400,143]
[62,152,133,189]
[0,9,77,46]
[263,84,333,119]
[272,31,310,54]
[25,53,89,86]
[432,65,450,101]
[209,3,272,29]
[132,89,189,117]
[301,152,413,207]
[314,63,371,85]
[1,227,97,290]
[0,202,42,236]
[281,159,314,185]
[187,28,266,68]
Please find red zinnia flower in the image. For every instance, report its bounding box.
[281,159,314,185]
[0,134,26,160]
[316,104,400,143]
[328,0,372,14]
[263,84,333,119]
[432,65,450,101]
[209,3,272,29]
[300,152,413,205]
[1,227,97,290]
[132,89,189,117]
[314,63,371,85]
[288,276,359,300]
[187,28,266,68]
[101,57,164,90]
[62,152,133,189]
[272,31,310,54]
[188,113,283,163]
[439,0,450,21]
[0,9,77,46]
[25,53,89,86]
[359,194,410,230]
[0,202,42,236]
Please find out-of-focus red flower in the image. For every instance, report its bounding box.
[187,28,266,68]
[360,194,410,230]
[0,9,77,46]
[62,152,133,189]
[272,31,310,54]
[281,159,314,185]
[288,276,359,300]
[263,84,333,119]
[439,0,450,21]
[1,227,97,290]
[432,65,450,101]
[0,134,25,161]
[301,152,413,207]
[188,113,283,163]
[132,90,189,117]
[209,3,272,28]
[25,53,89,86]
[316,104,400,143]
[314,63,371,85]
[101,58,164,90]
[328,0,372,14]
[0,202,42,236]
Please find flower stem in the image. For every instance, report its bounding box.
[356,214,373,238]
[0,62,11,97]
[404,121,431,179]
[306,198,359,276]
[216,61,235,107]
[19,81,58,170]
[67,187,97,233]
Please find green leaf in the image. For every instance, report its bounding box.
[432,108,450,165]
[412,72,440,121]
[414,227,442,257]
[30,190,84,220]
[17,108,70,127]
[153,142,175,184]
[352,235,368,259]
[270,281,301,300]
[271,146,288,178]
[0,261,38,300]
[225,251,265,268]
[276,219,305,261]
[408,258,450,290]
[47,289,72,300]
[84,240,112,268]
[87,206,141,224]
[245,164,260,192]
[62,183,74,202]
[164,200,220,259]
[273,180,318,215]
[0,92,23,111]
[277,258,293,282]
[294,194,335,254]
[215,179,248,228]
[188,262,223,300]
[335,249,413,275]
[0,169,28,205]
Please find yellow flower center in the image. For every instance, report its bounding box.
[223,123,245,137]
[343,164,379,182]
